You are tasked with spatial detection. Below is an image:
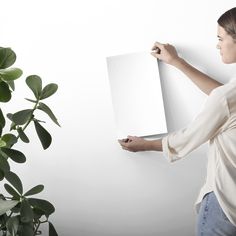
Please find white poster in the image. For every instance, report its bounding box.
[106,52,168,139]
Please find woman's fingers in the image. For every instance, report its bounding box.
[151,42,166,59]
[118,136,135,151]
[151,52,160,59]
[151,41,164,50]
[151,42,179,65]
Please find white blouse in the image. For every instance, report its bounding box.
[162,78,236,226]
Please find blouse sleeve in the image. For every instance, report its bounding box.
[162,89,230,163]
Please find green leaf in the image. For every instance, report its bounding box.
[24,185,44,197]
[40,83,58,100]
[10,122,17,131]
[0,108,5,128]
[1,148,26,163]
[7,113,13,121]
[0,213,8,228]
[11,202,21,213]
[28,198,55,217]
[0,169,4,181]
[0,199,19,216]
[0,108,5,136]
[0,81,11,102]
[20,200,34,223]
[34,120,52,150]
[6,113,17,131]
[32,207,44,219]
[0,47,16,69]
[38,102,60,127]
[19,222,34,236]
[4,171,23,194]
[7,80,15,91]
[1,133,17,147]
[0,68,23,81]
[0,153,10,172]
[0,139,6,147]
[12,109,32,125]
[4,184,20,199]
[25,98,37,103]
[49,222,58,236]
[17,127,30,143]
[6,216,19,236]
[26,75,42,99]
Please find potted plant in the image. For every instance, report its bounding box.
[0,46,59,236]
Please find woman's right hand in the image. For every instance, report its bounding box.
[151,42,181,66]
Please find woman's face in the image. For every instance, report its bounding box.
[217,25,236,64]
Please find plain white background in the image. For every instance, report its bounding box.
[1,1,236,235]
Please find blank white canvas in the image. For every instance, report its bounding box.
[106,52,167,139]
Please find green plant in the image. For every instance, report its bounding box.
[0,47,60,236]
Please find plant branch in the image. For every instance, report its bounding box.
[34,220,41,235]
[15,99,39,141]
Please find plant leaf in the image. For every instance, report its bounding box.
[28,198,55,217]
[7,113,13,121]
[0,68,23,81]
[6,215,19,236]
[0,199,19,216]
[0,81,11,102]
[1,133,17,147]
[0,153,10,172]
[7,80,15,91]
[0,108,5,136]
[24,185,44,196]
[38,102,60,127]
[49,222,58,236]
[4,171,23,194]
[0,47,16,69]
[0,108,5,128]
[6,113,17,130]
[20,200,34,223]
[32,207,45,219]
[17,127,30,143]
[26,75,42,99]
[25,98,37,103]
[12,109,32,125]
[4,184,21,199]
[0,169,4,181]
[34,120,52,150]
[40,83,58,100]
[0,139,6,148]
[1,148,26,163]
[18,222,34,236]
[11,203,21,213]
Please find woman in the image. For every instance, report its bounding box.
[118,7,236,236]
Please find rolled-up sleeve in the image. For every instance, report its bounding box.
[162,89,230,163]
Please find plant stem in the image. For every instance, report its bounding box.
[15,99,39,141]
[34,220,41,235]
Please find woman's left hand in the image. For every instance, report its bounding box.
[118,136,149,152]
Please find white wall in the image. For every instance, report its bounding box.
[1,0,236,235]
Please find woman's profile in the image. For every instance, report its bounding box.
[118,7,236,236]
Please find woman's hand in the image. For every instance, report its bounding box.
[118,136,150,152]
[151,42,181,66]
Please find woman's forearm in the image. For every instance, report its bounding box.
[172,58,223,95]
[145,139,163,152]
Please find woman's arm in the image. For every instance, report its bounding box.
[172,58,223,95]
[118,136,163,152]
[151,42,224,95]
